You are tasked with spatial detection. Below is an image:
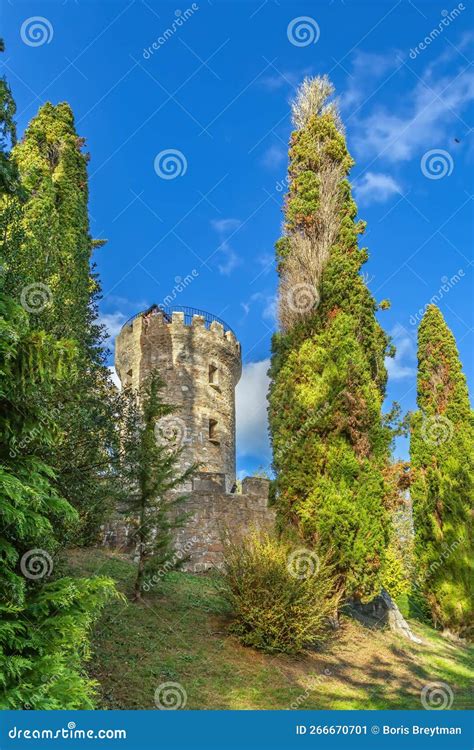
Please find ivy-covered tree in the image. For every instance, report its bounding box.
[0,43,116,709]
[120,371,196,600]
[269,77,392,603]
[2,101,119,542]
[411,305,473,636]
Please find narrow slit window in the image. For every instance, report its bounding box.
[209,418,218,442]
[209,363,218,385]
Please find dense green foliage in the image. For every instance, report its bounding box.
[6,102,93,341]
[269,78,392,603]
[222,533,339,654]
[2,101,119,542]
[0,40,17,197]
[0,311,116,707]
[0,50,117,708]
[411,305,473,636]
[120,371,196,600]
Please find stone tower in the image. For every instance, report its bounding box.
[106,304,275,572]
[115,305,242,490]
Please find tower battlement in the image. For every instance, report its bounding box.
[120,306,241,351]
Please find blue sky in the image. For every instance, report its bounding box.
[3,0,473,475]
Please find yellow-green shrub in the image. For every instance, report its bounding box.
[222,532,339,654]
[381,542,410,600]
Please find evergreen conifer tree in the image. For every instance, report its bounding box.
[269,77,392,602]
[411,305,473,636]
[120,371,196,600]
[0,43,116,709]
[3,102,119,541]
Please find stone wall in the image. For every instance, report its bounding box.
[102,475,276,572]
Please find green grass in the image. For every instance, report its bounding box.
[65,548,474,710]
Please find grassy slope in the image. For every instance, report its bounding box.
[65,548,473,711]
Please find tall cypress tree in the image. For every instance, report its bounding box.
[6,102,92,341]
[269,77,392,603]
[411,305,473,636]
[0,42,116,709]
[3,102,118,541]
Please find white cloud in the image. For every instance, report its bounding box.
[336,39,474,171]
[211,218,242,276]
[354,172,402,204]
[218,246,239,276]
[257,252,274,272]
[353,60,474,163]
[385,325,417,381]
[262,294,277,324]
[211,218,240,234]
[236,359,271,460]
[99,311,127,340]
[259,69,307,92]
[106,294,149,310]
[240,291,277,325]
[341,50,402,112]
[260,143,286,170]
[108,365,121,390]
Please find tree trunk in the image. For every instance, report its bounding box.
[380,589,424,644]
[133,501,146,601]
[133,550,144,601]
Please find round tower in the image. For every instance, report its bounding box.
[115,305,242,490]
